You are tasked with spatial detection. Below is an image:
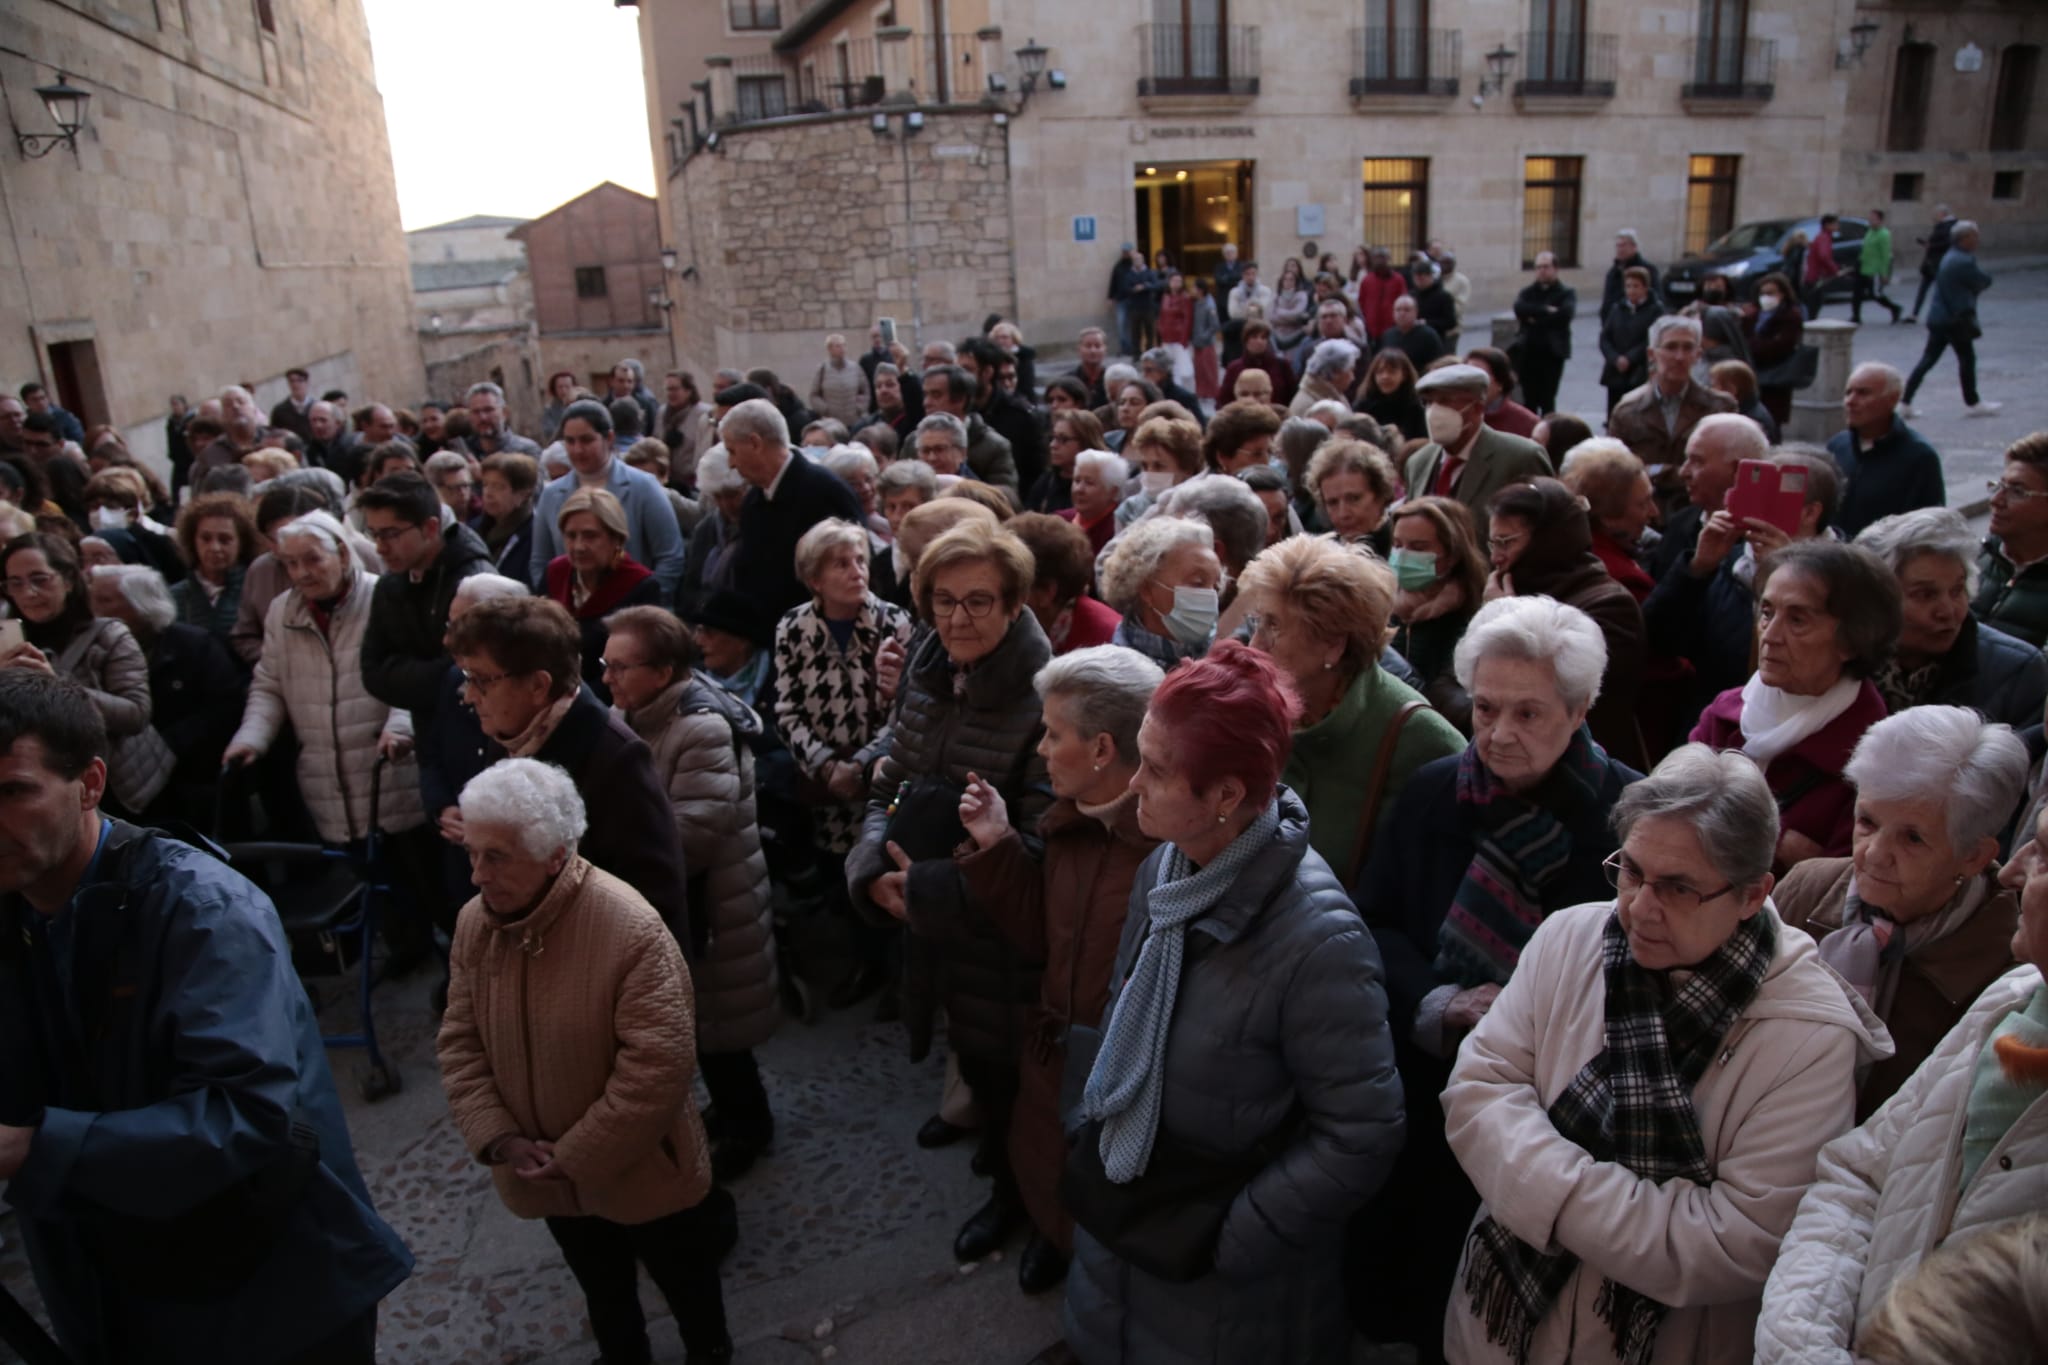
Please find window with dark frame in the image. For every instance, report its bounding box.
[1361,158,1430,262]
[736,74,790,121]
[574,267,608,300]
[255,0,277,33]
[1695,0,1749,86]
[728,0,781,30]
[1362,0,1431,84]
[1886,43,1934,153]
[1993,170,2024,201]
[1526,0,1588,86]
[1683,155,1740,255]
[1521,156,1583,268]
[1890,171,1923,202]
[1990,44,2038,152]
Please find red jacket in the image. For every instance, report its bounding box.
[1060,594,1121,653]
[1805,231,1840,286]
[1357,268,1405,341]
[1689,679,1886,862]
[1158,293,1194,346]
[1483,398,1541,440]
[1590,527,1654,603]
[1221,350,1298,406]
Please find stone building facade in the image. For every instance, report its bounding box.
[511,181,674,398]
[2,0,421,475]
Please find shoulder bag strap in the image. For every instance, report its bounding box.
[1347,700,1429,888]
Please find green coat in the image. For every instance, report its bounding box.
[1283,664,1465,884]
[1860,225,1894,280]
[1973,538,2048,650]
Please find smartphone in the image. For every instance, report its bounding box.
[1725,459,1807,539]
[0,618,23,655]
[876,317,898,347]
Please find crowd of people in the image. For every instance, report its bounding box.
[0,209,2042,1365]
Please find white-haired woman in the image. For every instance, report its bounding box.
[223,510,426,845]
[823,442,891,544]
[774,518,916,1013]
[1772,705,2029,1116]
[1349,594,1643,1359]
[953,645,1165,1301]
[1756,802,2048,1365]
[1287,338,1360,418]
[1856,506,2048,729]
[1058,449,1126,561]
[1099,516,1221,668]
[437,758,733,1365]
[681,443,745,605]
[1441,744,1888,1365]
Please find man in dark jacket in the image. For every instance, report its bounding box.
[0,672,413,1365]
[1598,267,1663,416]
[358,471,492,721]
[1511,252,1577,415]
[1409,261,1460,346]
[720,397,866,620]
[1598,230,1659,322]
[303,400,364,487]
[1108,244,1142,356]
[1139,348,1206,428]
[920,366,1020,496]
[1908,204,1956,322]
[1829,361,1944,537]
[268,367,315,443]
[962,336,1049,491]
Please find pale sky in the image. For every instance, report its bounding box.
[363,0,658,231]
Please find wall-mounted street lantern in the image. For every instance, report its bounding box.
[1477,45,1518,98]
[15,72,91,160]
[1836,18,1880,69]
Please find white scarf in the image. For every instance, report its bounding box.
[1737,672,1861,769]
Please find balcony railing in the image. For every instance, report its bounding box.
[1137,23,1261,97]
[1350,27,1460,97]
[1513,30,1617,99]
[913,33,985,105]
[1683,35,1776,101]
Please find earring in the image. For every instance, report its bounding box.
[1093,763,1104,773]
[1216,811,1228,824]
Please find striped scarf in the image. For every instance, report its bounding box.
[1463,908,1776,1365]
[1434,726,1612,988]
[1080,799,1281,1183]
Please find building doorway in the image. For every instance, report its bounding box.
[1133,160,1253,289]
[46,339,109,432]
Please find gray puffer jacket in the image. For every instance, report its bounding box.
[847,610,1052,1063]
[618,676,779,1055]
[50,617,173,812]
[1064,787,1406,1365]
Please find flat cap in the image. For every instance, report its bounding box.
[1415,363,1491,397]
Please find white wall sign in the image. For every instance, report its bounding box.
[1296,204,1326,237]
[1955,43,1984,73]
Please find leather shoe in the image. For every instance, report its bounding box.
[953,1193,1024,1262]
[917,1114,970,1149]
[1017,1230,1069,1294]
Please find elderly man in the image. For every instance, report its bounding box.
[1379,295,1447,372]
[196,385,270,475]
[0,393,27,455]
[913,413,976,481]
[1401,363,1551,545]
[1599,229,1660,323]
[1607,314,1738,518]
[465,381,541,457]
[722,397,866,617]
[303,400,363,484]
[1512,252,1577,414]
[1288,297,1365,373]
[1138,347,1205,429]
[528,399,686,598]
[921,364,1018,494]
[359,403,400,449]
[1902,220,2000,418]
[808,333,872,429]
[1828,362,1944,536]
[1289,338,1360,417]
[269,367,314,442]
[607,360,659,437]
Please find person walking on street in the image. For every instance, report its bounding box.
[1853,208,1904,325]
[1902,220,2000,419]
[1803,215,1844,318]
[1908,204,1956,323]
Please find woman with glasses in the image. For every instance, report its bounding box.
[1026,408,1104,515]
[1442,743,1887,1365]
[1972,433,2048,648]
[1349,594,1641,1361]
[848,519,1053,1271]
[542,486,662,704]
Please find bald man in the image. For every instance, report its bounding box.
[1829,362,1944,537]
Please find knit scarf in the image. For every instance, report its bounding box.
[1737,672,1861,770]
[1080,799,1281,1183]
[1817,873,1986,1016]
[503,691,577,759]
[1463,908,1776,1365]
[1434,726,1612,988]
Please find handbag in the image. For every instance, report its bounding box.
[881,775,969,862]
[1756,343,1819,391]
[1951,315,1983,343]
[1346,700,1428,886]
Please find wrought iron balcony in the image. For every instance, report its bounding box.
[1683,35,1776,102]
[1350,28,1460,98]
[1136,23,1260,98]
[1512,30,1617,100]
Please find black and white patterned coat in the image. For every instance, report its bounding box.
[772,592,915,853]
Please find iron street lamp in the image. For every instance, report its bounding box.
[1478,45,1518,98]
[16,73,91,160]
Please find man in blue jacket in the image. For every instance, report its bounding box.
[1902,220,2000,418]
[0,672,412,1364]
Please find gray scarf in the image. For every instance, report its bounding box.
[1080,799,1281,1182]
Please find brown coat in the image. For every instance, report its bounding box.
[437,855,713,1224]
[1605,377,1736,515]
[955,794,1158,1252]
[1774,857,2019,1119]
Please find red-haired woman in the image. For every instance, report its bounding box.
[1062,640,1406,1365]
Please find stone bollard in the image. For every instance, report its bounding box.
[1787,318,1855,445]
[1490,312,1519,352]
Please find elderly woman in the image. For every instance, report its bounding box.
[1114,415,1203,529]
[170,492,261,645]
[222,511,427,843]
[1010,512,1121,654]
[1062,641,1404,1364]
[83,468,184,583]
[1201,399,1283,476]
[1855,506,2048,729]
[1770,705,2028,1115]
[1304,435,1398,555]
[1276,415,1332,532]
[1443,743,1888,1365]
[1027,408,1104,515]
[472,451,539,580]
[1357,348,1426,441]
[543,486,661,702]
[1100,516,1222,667]
[1486,478,1650,769]
[1387,495,1486,731]
[602,605,780,1183]
[1058,449,1127,560]
[1691,540,1900,868]
[437,759,733,1365]
[774,518,917,1012]
[3,531,174,814]
[847,519,1053,1265]
[1289,338,1361,418]
[1756,797,2048,1365]
[823,442,890,543]
[681,444,745,607]
[1238,534,1464,884]
[951,646,1164,1299]
[1557,438,1658,601]
[1352,595,1641,1359]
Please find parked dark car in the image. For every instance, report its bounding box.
[1662,215,1867,306]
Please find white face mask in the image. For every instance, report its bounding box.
[92,506,131,531]
[1425,404,1466,447]
[1757,293,1781,313]
[1138,469,1175,497]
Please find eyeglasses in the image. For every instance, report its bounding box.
[930,591,999,619]
[369,524,421,545]
[1602,851,1737,913]
[1486,532,1528,554]
[1986,479,2048,504]
[459,668,525,693]
[4,572,60,594]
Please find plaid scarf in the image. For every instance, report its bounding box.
[1463,908,1776,1365]
[1434,726,1612,988]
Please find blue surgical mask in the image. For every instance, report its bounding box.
[1156,582,1219,647]
[1388,548,1438,592]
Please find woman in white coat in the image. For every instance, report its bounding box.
[1441,743,1890,1365]
[1756,798,2048,1365]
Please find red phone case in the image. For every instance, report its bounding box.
[1725,460,1805,538]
